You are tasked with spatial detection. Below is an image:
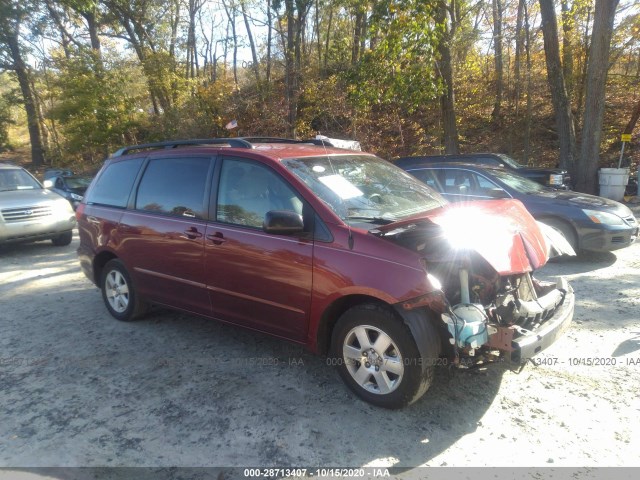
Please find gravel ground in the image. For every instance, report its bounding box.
[1,209,639,474]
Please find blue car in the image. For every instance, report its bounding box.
[396,160,638,253]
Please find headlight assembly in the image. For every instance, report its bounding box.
[582,209,625,226]
[427,273,442,291]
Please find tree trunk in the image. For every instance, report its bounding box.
[513,0,525,120]
[575,8,591,130]
[84,9,101,53]
[352,10,363,65]
[285,0,296,136]
[539,0,577,172]
[324,8,333,75]
[266,0,273,84]
[524,0,533,163]
[4,29,45,166]
[314,0,321,73]
[491,0,504,123]
[436,1,459,154]
[222,1,239,88]
[241,1,260,84]
[560,0,575,98]
[623,98,640,134]
[576,0,620,194]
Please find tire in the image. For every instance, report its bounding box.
[51,231,73,246]
[100,259,148,321]
[330,304,439,409]
[540,217,578,254]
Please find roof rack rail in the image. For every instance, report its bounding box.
[110,138,254,157]
[239,137,300,144]
[239,137,335,147]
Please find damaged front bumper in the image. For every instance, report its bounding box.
[438,276,574,367]
[509,278,574,364]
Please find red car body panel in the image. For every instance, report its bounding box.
[203,223,314,342]
[117,210,211,315]
[376,199,549,275]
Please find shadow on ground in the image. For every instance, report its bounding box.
[0,288,504,469]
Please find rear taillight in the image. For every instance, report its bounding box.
[76,203,85,221]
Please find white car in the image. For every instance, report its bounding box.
[0,162,76,246]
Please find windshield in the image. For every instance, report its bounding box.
[491,168,548,194]
[282,154,446,223]
[496,154,524,169]
[65,176,92,189]
[0,168,42,192]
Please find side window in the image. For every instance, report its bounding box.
[86,158,144,208]
[217,158,303,229]
[476,174,498,190]
[136,157,210,218]
[410,169,443,192]
[442,170,470,192]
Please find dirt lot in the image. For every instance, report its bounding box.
[1,210,639,473]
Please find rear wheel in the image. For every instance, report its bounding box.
[330,304,439,409]
[51,231,72,246]
[100,259,148,321]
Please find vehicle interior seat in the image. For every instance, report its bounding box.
[453,172,469,194]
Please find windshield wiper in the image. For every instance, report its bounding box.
[346,215,395,225]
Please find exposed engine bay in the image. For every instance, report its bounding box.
[374,200,575,367]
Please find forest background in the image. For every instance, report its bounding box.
[1,0,639,194]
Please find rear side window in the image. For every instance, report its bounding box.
[86,158,143,207]
[136,157,211,218]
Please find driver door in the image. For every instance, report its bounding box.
[204,157,314,341]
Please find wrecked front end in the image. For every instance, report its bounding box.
[377,200,575,368]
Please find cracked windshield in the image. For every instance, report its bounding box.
[283,155,446,224]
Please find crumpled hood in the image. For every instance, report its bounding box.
[376,199,554,274]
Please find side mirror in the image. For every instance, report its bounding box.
[263,210,304,235]
[43,179,54,188]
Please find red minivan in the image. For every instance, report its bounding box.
[77,138,575,408]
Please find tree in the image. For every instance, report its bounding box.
[435,0,459,154]
[491,0,503,123]
[539,0,577,173]
[0,0,46,166]
[576,0,620,194]
[623,98,640,136]
[240,0,260,85]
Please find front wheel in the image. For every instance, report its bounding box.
[100,259,148,321]
[51,231,72,246]
[330,304,439,409]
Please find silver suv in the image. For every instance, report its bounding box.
[0,162,76,246]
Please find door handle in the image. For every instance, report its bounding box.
[182,227,203,240]
[206,231,226,245]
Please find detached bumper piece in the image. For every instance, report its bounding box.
[510,277,574,364]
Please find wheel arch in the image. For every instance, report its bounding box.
[315,294,443,357]
[93,250,118,286]
[536,215,580,250]
[316,294,389,355]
